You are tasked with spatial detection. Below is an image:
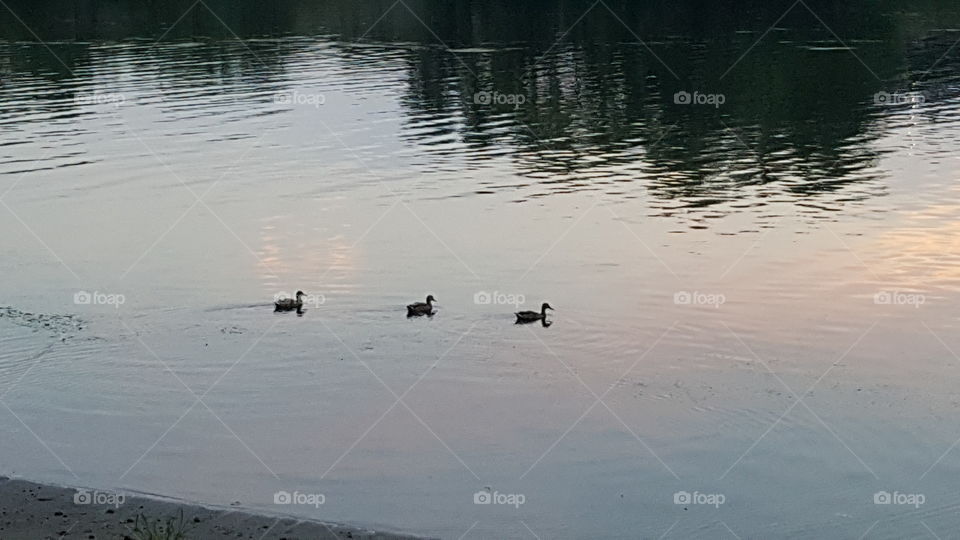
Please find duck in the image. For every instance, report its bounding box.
[406,295,436,316]
[275,291,305,311]
[516,302,553,324]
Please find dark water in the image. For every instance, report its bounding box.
[2,1,960,538]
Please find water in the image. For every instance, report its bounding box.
[3,1,960,538]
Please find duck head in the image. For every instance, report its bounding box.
[541,302,553,313]
[296,291,305,299]
[426,295,437,304]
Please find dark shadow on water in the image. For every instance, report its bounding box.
[515,318,553,328]
[3,0,960,224]
[274,306,306,317]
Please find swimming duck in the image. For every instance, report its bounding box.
[516,302,553,323]
[406,295,436,316]
[275,291,305,311]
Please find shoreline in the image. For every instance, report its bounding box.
[0,476,432,540]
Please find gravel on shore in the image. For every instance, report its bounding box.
[0,476,432,540]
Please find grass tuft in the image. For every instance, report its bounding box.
[130,508,191,540]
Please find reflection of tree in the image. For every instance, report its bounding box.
[360,0,956,206]
[2,0,960,208]
[381,36,894,206]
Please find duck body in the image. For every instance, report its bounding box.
[516,302,553,324]
[514,311,545,322]
[406,295,436,316]
[275,291,305,311]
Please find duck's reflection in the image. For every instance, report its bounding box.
[514,318,553,328]
[273,305,306,317]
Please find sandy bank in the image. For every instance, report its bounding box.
[0,477,432,540]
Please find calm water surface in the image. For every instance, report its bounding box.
[3,1,960,538]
